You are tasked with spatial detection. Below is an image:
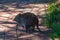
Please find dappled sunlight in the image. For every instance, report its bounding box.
[0,0,58,40]
[39,26,48,31]
[0,25,10,32]
[0,4,49,40]
[2,14,11,17]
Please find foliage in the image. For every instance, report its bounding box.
[43,2,60,39]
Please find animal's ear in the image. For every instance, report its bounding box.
[13,13,21,20]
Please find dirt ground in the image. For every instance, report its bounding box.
[0,4,59,40]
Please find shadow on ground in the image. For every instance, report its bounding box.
[0,20,54,40]
[0,0,57,11]
[0,0,56,39]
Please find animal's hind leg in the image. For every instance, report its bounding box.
[32,25,35,32]
[36,23,41,32]
[25,25,33,33]
[25,25,29,33]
